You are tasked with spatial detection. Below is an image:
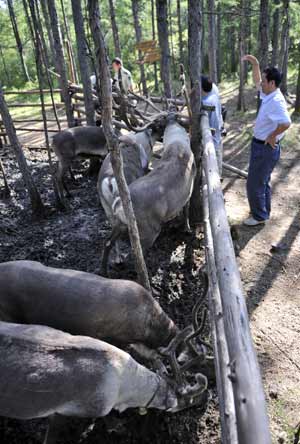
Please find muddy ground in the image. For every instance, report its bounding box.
[0,83,300,443]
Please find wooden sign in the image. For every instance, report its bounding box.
[143,49,161,63]
[135,39,157,51]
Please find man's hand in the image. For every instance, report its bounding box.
[242,54,259,66]
[265,134,277,148]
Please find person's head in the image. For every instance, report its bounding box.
[112,57,122,72]
[261,67,282,94]
[201,75,213,95]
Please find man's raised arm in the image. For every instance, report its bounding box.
[242,55,262,91]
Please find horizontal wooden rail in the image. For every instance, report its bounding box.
[201,112,271,444]
[3,89,62,95]
[6,103,65,108]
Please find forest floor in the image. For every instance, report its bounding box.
[0,81,299,443]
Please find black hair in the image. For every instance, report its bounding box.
[112,57,122,66]
[201,75,213,93]
[263,67,282,87]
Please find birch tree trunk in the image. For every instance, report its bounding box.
[7,0,30,82]
[47,0,75,127]
[156,0,172,98]
[207,0,218,84]
[188,0,202,223]
[108,0,122,59]
[0,86,44,215]
[131,0,147,95]
[258,0,269,70]
[271,0,281,66]
[88,0,151,292]
[279,0,290,96]
[71,0,95,126]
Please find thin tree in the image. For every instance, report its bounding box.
[168,0,176,77]
[177,0,184,64]
[156,0,172,98]
[88,0,151,292]
[7,0,30,82]
[229,24,237,74]
[188,0,202,223]
[131,0,147,95]
[151,0,159,91]
[258,0,269,70]
[237,0,247,111]
[216,1,222,83]
[47,0,75,127]
[40,0,56,68]
[295,44,300,113]
[271,0,281,66]
[60,0,79,84]
[279,0,290,95]
[0,86,44,215]
[0,46,10,84]
[207,0,218,84]
[108,0,122,59]
[71,0,95,126]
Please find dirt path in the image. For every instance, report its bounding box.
[222,85,300,443]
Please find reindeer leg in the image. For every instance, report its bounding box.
[57,162,72,199]
[101,226,121,276]
[183,201,191,233]
[44,414,68,444]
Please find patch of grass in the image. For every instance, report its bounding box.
[271,398,295,442]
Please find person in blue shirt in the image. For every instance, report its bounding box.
[201,76,223,176]
[242,55,291,226]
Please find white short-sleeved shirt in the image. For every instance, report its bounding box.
[202,91,223,147]
[254,89,291,141]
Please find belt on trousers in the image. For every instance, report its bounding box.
[253,137,280,145]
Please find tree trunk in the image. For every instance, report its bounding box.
[60,0,79,84]
[188,0,202,223]
[131,0,147,95]
[271,0,281,66]
[216,1,221,83]
[156,0,172,98]
[7,0,30,82]
[71,0,95,126]
[0,86,44,214]
[47,0,75,127]
[237,0,247,111]
[40,0,56,67]
[108,0,122,59]
[151,0,159,91]
[88,0,151,292]
[229,25,237,74]
[279,0,290,95]
[207,0,218,84]
[258,0,269,70]
[295,48,300,113]
[168,0,176,77]
[0,46,10,84]
[177,0,184,63]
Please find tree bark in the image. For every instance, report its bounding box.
[216,1,222,83]
[108,0,122,59]
[47,0,75,127]
[71,0,95,126]
[229,25,237,74]
[151,0,159,91]
[271,0,281,66]
[177,0,184,64]
[207,0,218,84]
[237,0,247,111]
[131,0,147,95]
[0,86,43,214]
[88,0,151,292]
[295,47,300,113]
[279,0,290,95]
[40,0,56,68]
[258,0,269,70]
[188,0,202,223]
[60,0,79,84]
[7,0,30,82]
[156,0,172,98]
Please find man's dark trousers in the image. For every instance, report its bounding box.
[247,138,280,221]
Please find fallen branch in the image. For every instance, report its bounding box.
[223,162,248,178]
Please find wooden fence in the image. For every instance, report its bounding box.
[201,113,271,444]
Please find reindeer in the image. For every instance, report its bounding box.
[102,118,196,273]
[97,123,164,263]
[0,321,207,443]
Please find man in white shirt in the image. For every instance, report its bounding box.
[201,76,223,176]
[242,55,291,226]
[112,57,133,94]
